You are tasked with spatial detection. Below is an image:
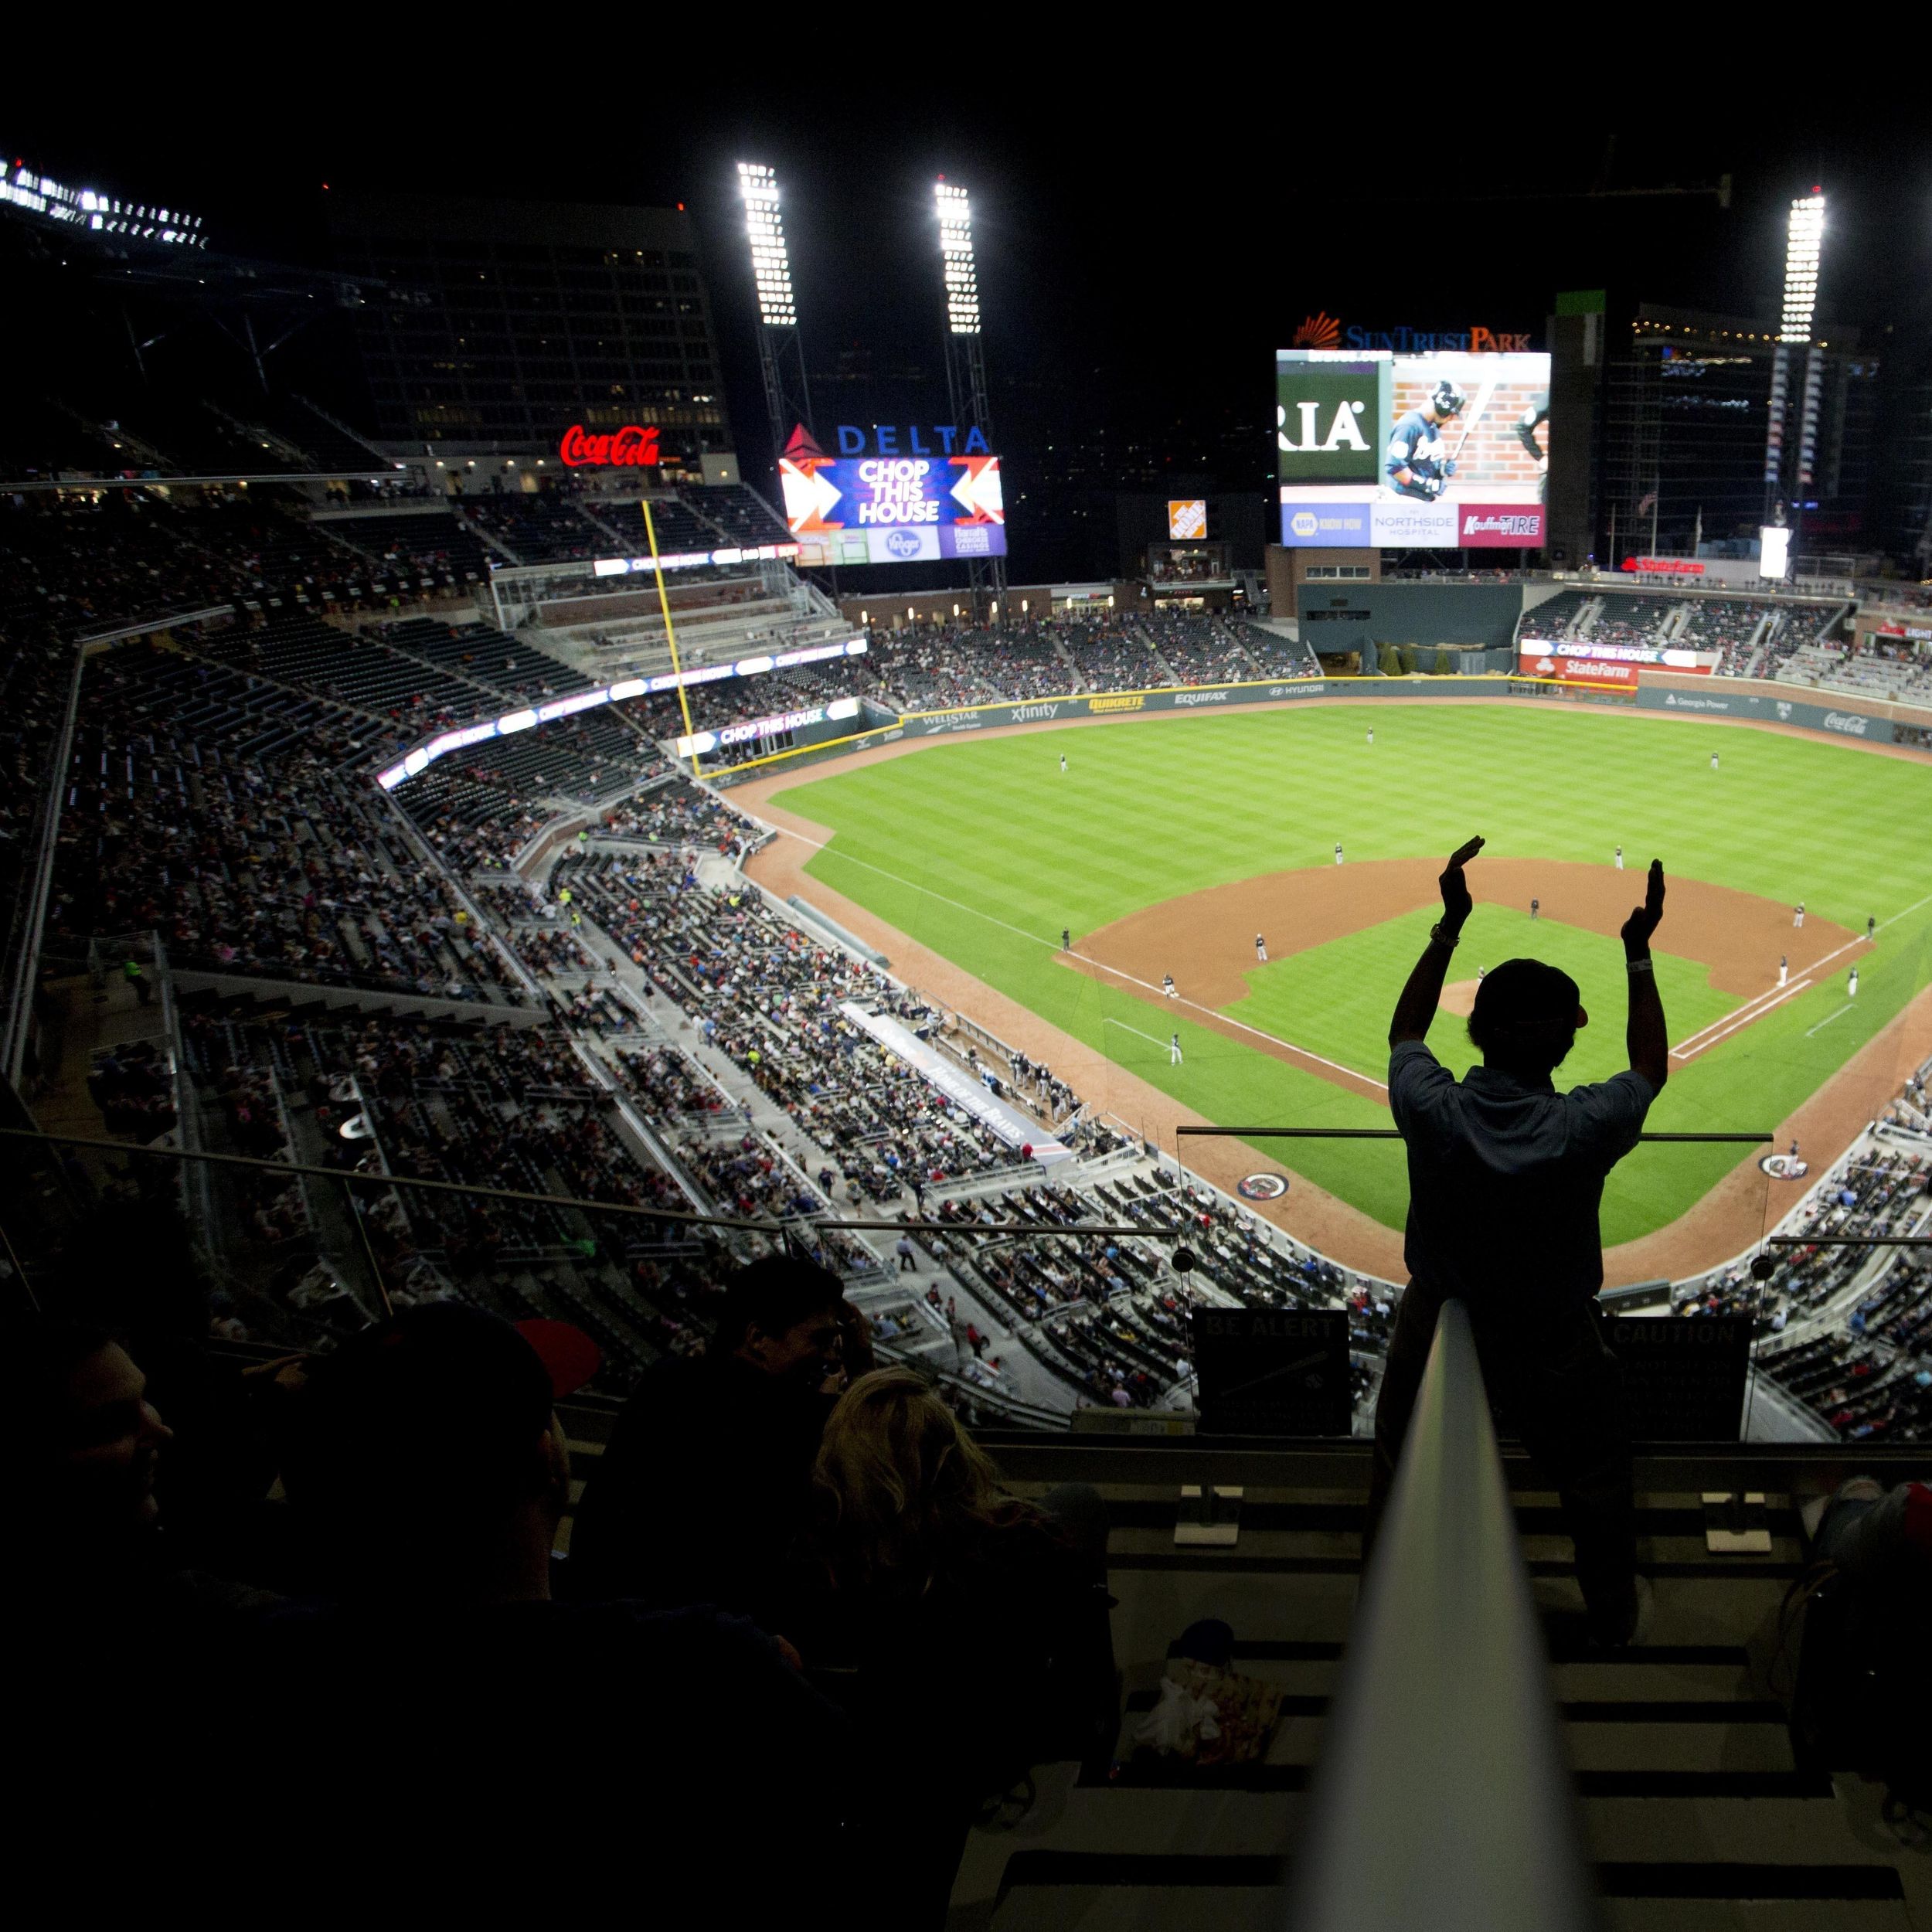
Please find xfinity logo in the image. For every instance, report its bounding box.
[1011,703,1061,722]
[1277,398,1369,454]
[1823,712,1869,736]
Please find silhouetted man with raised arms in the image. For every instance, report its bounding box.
[1366,837,1669,1645]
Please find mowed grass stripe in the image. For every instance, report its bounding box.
[780,706,1932,1240]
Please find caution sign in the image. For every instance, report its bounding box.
[1603,1315,1752,1442]
[1191,1307,1352,1437]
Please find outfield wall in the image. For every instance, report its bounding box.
[701,672,1926,787]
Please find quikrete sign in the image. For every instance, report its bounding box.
[559,423,661,468]
[1190,1307,1352,1436]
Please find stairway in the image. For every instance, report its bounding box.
[954,1481,1927,1929]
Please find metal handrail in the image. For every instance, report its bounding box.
[1290,1298,1600,1932]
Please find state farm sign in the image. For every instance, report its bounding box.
[559,423,661,468]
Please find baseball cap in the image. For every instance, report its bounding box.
[1470,957,1587,1035]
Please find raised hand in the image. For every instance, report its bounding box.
[1439,836,1485,930]
[1621,859,1666,953]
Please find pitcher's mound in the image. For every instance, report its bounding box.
[1438,979,1481,1018]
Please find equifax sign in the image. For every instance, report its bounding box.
[558,423,661,468]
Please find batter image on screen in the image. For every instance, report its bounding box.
[1385,378,1468,501]
[1275,348,1551,546]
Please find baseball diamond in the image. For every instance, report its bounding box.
[740,697,1932,1281]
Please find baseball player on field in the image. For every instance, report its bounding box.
[1366,726,1374,746]
[1710,750,1719,771]
[1848,967,1859,999]
[1385,378,1468,501]
[1614,846,1624,869]
[1335,842,1344,866]
[1779,954,1788,987]
[1794,902,1805,929]
[1170,1032,1183,1065]
[1255,933,1267,962]
[1162,973,1177,998]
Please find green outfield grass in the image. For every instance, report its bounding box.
[775,703,1932,1248]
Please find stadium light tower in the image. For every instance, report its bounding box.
[936,178,1004,600]
[737,162,813,491]
[1764,188,1826,524]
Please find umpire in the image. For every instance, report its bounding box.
[1364,837,1669,1645]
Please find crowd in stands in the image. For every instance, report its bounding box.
[1141,614,1260,685]
[51,645,526,1002]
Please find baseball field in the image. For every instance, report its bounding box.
[747,702,1932,1257]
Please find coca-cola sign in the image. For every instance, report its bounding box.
[558,423,661,468]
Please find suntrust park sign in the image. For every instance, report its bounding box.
[1288,315,1533,352]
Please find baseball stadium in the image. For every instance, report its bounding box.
[5,119,1930,1928]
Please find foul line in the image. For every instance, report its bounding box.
[1804,1002,1859,1037]
[1668,886,1932,1061]
[1672,979,1813,1060]
[779,825,1386,1094]
[1104,1015,1172,1049]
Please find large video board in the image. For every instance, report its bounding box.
[1276,349,1549,549]
[781,451,1007,567]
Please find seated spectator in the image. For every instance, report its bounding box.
[787,1368,1116,1926]
[264,1303,849,1910]
[568,1254,859,1618]
[1367,841,1670,1646]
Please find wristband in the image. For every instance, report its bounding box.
[1626,957,1654,975]
[1430,923,1461,949]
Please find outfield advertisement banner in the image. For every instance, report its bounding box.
[1636,682,1897,742]
[1517,649,1639,689]
[699,671,1910,787]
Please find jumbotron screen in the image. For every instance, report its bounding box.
[1276,349,1549,548]
[781,452,1007,566]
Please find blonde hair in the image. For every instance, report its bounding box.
[812,1368,1034,1597]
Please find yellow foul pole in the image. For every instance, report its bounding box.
[643,495,703,781]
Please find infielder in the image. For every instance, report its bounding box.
[1386,377,1468,501]
[1530,897,1540,921]
[1867,915,1876,941]
[1615,846,1624,870]
[1848,967,1859,999]
[1162,973,1177,998]
[1778,954,1788,987]
[1794,903,1805,929]
[1255,933,1267,962]
[1170,1032,1183,1065]
[1335,842,1345,865]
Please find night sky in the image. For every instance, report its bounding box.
[9,61,1928,577]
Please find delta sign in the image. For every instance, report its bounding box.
[780,424,1005,567]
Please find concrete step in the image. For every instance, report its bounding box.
[983,1852,1910,1932]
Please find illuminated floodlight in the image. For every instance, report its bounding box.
[737,162,797,328]
[1781,192,1824,344]
[936,181,980,336]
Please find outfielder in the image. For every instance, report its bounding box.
[1386,378,1468,501]
[1366,726,1375,746]
[1710,750,1719,771]
[1060,753,1067,773]
[1848,967,1859,999]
